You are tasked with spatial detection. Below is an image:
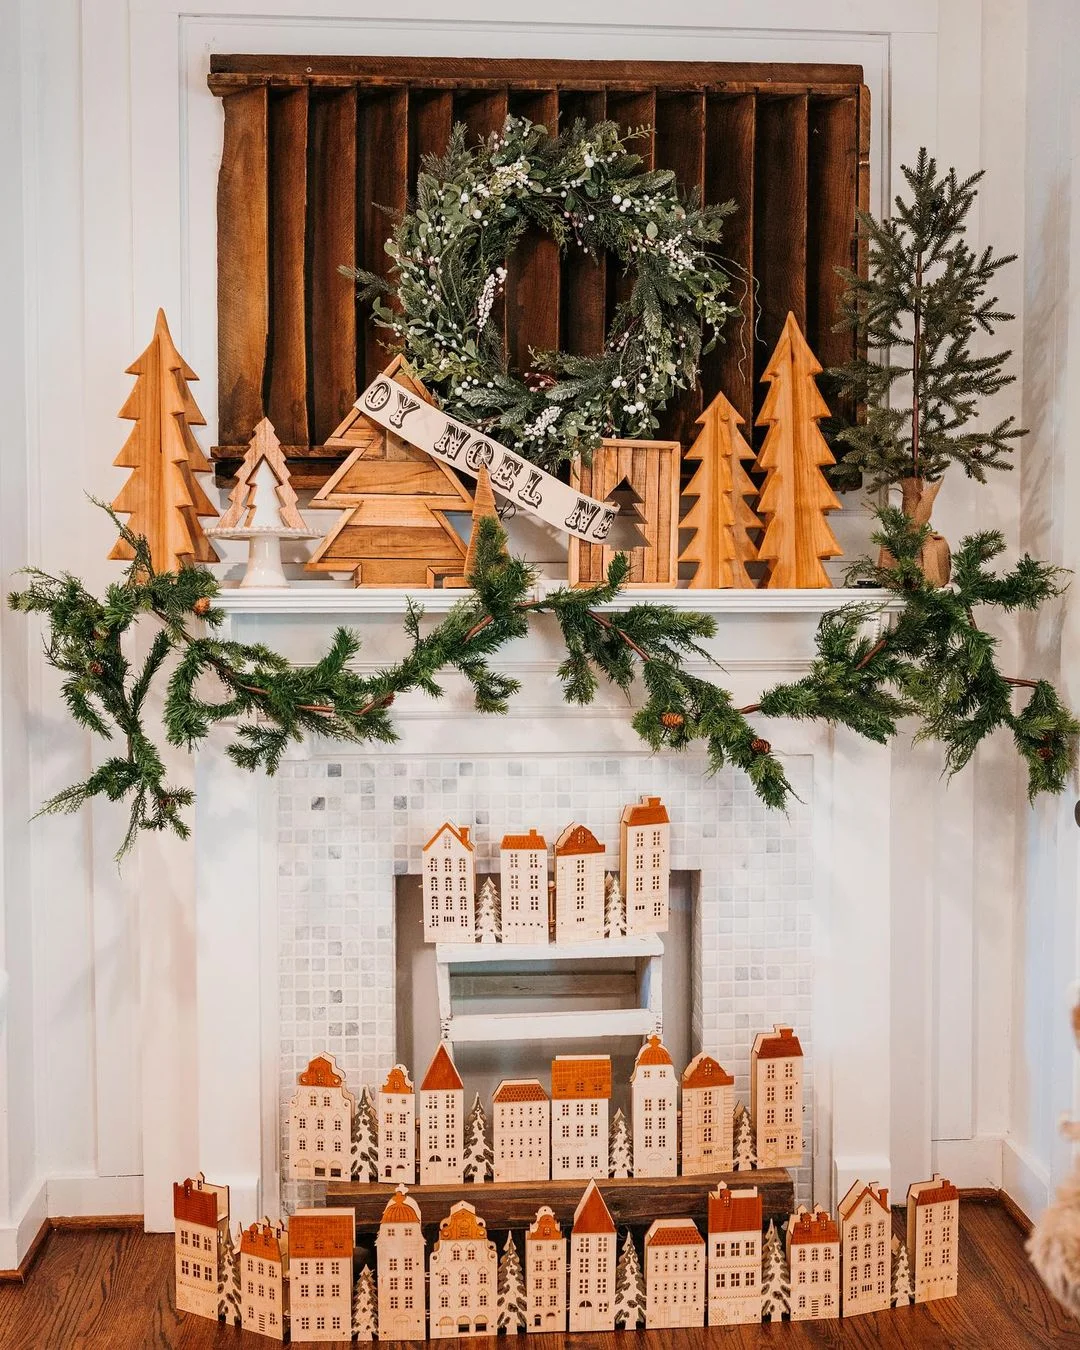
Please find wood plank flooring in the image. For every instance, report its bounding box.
[0,1200,1077,1348]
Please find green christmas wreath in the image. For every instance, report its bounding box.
[353,115,740,472]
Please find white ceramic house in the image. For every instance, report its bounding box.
[630,1035,678,1177]
[240,1219,289,1341]
[423,821,476,943]
[554,823,606,943]
[288,1052,356,1182]
[682,1053,735,1174]
[551,1055,611,1180]
[428,1200,498,1339]
[420,1043,465,1185]
[569,1180,617,1332]
[378,1063,416,1184]
[839,1180,891,1317]
[173,1173,230,1320]
[907,1174,960,1303]
[620,795,671,933]
[707,1182,763,1325]
[644,1219,706,1329]
[750,1024,803,1168]
[492,1078,550,1182]
[376,1186,427,1341]
[787,1205,840,1322]
[526,1206,566,1334]
[500,830,549,943]
[290,1208,354,1343]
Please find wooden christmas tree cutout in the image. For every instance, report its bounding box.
[109,308,219,571]
[681,391,761,588]
[604,477,650,551]
[754,312,843,588]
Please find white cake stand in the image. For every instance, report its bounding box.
[207,524,321,588]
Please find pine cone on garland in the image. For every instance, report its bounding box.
[660,711,685,729]
[192,596,212,616]
[751,737,772,754]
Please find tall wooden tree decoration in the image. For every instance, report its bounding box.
[754,312,843,588]
[681,391,760,587]
[109,308,218,571]
[447,463,502,588]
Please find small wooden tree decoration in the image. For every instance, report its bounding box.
[218,1224,242,1326]
[604,874,625,938]
[733,1102,757,1171]
[891,1236,914,1307]
[352,1264,377,1340]
[497,1233,528,1333]
[109,308,219,571]
[609,1108,632,1178]
[681,391,760,587]
[351,1085,379,1181]
[614,1230,646,1329]
[477,876,501,944]
[604,476,650,551]
[445,464,501,588]
[754,312,843,588]
[463,1092,493,1182]
[761,1220,790,1321]
[209,417,316,587]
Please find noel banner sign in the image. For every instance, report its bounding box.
[355,375,617,543]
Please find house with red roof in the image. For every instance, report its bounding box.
[376,1185,426,1340]
[290,1208,354,1342]
[492,1078,550,1182]
[423,821,476,943]
[287,1052,355,1181]
[906,1174,959,1303]
[428,1201,498,1338]
[239,1218,289,1340]
[787,1204,839,1321]
[620,795,671,933]
[500,829,549,943]
[569,1181,617,1331]
[750,1024,804,1168]
[554,823,606,943]
[172,1173,230,1321]
[420,1043,464,1184]
[682,1053,735,1174]
[378,1063,416,1184]
[839,1179,890,1316]
[707,1182,763,1325]
[551,1054,611,1179]
[644,1219,706,1328]
[526,1206,566,1332]
[630,1035,678,1177]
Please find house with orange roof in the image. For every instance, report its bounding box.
[423,821,476,943]
[554,823,606,943]
[839,1180,890,1316]
[906,1174,959,1303]
[288,1052,356,1181]
[787,1204,840,1321]
[428,1200,498,1338]
[376,1185,427,1340]
[172,1173,230,1320]
[630,1035,678,1177]
[750,1024,804,1168]
[620,796,671,933]
[682,1053,735,1174]
[551,1054,611,1179]
[378,1064,416,1183]
[500,829,549,943]
[290,1208,354,1342]
[239,1218,289,1341]
[707,1182,763,1325]
[526,1206,566,1333]
[420,1043,464,1184]
[569,1180,617,1331]
[493,1079,550,1182]
[644,1218,706,1329]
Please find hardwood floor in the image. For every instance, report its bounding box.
[0,1200,1077,1348]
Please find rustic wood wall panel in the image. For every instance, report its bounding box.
[209,57,869,487]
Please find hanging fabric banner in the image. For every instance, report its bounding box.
[354,374,617,544]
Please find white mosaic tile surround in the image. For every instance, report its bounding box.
[276,750,815,1210]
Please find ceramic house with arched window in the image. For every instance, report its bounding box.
[428,1200,498,1339]
[682,1053,735,1174]
[620,796,671,933]
[554,823,606,943]
[630,1035,678,1177]
[551,1054,611,1179]
[707,1182,762,1325]
[240,1218,289,1341]
[500,830,549,943]
[787,1204,840,1322]
[173,1173,230,1320]
[750,1024,803,1168]
[376,1186,427,1341]
[423,821,476,943]
[379,1064,416,1183]
[290,1208,354,1342]
[839,1180,890,1317]
[526,1206,566,1333]
[493,1079,550,1182]
[569,1180,617,1332]
[420,1043,464,1184]
[644,1218,706,1329]
[906,1174,959,1303]
[288,1052,356,1181]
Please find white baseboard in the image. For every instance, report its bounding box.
[1002,1137,1051,1223]
[0,1178,46,1271]
[47,1173,143,1219]
[932,1135,1004,1189]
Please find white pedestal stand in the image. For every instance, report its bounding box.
[207,525,320,588]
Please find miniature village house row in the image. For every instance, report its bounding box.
[173,1174,229,1320]
[289,1209,354,1343]
[428,1201,498,1339]
[493,1078,551,1182]
[376,1187,427,1341]
[551,1054,611,1179]
[526,1206,566,1333]
[287,1053,355,1182]
[750,1024,804,1168]
[378,1064,416,1184]
[423,821,476,943]
[707,1182,763,1325]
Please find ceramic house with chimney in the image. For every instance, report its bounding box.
[630,1035,678,1177]
[750,1025,804,1168]
[500,830,549,943]
[428,1200,498,1339]
[288,1053,356,1181]
[644,1219,706,1329]
[379,1064,416,1183]
[493,1079,550,1182]
[290,1208,354,1343]
[554,824,606,943]
[620,796,671,933]
[423,821,476,943]
[839,1180,891,1317]
[173,1173,230,1320]
[707,1182,763,1325]
[682,1053,735,1174]
[551,1055,611,1179]
[569,1180,617,1332]
[907,1174,960,1303]
[376,1186,427,1341]
[787,1205,840,1322]
[420,1043,465,1184]
[240,1219,289,1341]
[526,1206,566,1333]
